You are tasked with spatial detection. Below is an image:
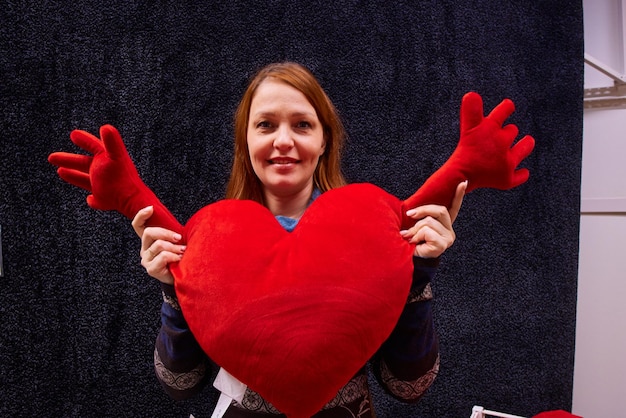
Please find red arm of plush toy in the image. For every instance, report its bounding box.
[401,92,535,229]
[48,125,183,235]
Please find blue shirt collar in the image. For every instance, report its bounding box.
[275,188,321,232]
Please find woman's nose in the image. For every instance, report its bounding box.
[273,125,294,149]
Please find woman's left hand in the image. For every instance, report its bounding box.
[400,181,467,258]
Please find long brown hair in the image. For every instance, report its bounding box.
[225,62,347,203]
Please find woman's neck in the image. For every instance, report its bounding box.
[264,185,313,219]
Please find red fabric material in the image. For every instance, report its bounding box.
[48,125,183,234]
[48,92,535,417]
[401,92,535,228]
[533,411,582,418]
[171,184,413,417]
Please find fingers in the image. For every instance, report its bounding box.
[401,217,455,258]
[139,225,185,286]
[132,206,154,238]
[143,242,184,262]
[413,227,452,258]
[140,249,179,286]
[57,167,92,191]
[100,124,128,160]
[69,129,104,155]
[460,92,485,132]
[501,123,519,142]
[487,98,515,126]
[86,194,109,210]
[140,226,184,260]
[460,93,516,132]
[405,204,453,230]
[510,168,530,188]
[48,152,93,173]
[401,213,452,243]
[511,134,535,163]
[448,181,467,224]
[506,135,535,188]
[402,202,458,258]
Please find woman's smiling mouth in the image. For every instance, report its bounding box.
[269,157,299,165]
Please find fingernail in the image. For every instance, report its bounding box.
[406,209,416,217]
[173,233,182,241]
[399,230,409,237]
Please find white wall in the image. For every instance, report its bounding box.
[572,1,626,417]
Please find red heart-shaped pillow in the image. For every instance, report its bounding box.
[171,183,414,417]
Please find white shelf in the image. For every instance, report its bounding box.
[580,197,626,214]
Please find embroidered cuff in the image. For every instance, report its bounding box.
[154,347,206,392]
[161,283,181,311]
[378,354,439,402]
[407,282,433,304]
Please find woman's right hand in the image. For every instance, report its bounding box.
[132,206,185,285]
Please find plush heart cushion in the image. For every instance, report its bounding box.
[171,183,415,417]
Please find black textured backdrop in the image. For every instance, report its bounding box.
[0,1,583,417]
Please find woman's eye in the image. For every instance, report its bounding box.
[257,121,271,129]
[296,121,311,129]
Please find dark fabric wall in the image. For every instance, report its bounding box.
[0,1,583,417]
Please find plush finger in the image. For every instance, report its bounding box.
[86,194,109,211]
[460,92,485,132]
[69,129,104,155]
[48,152,93,172]
[487,98,515,126]
[501,124,519,143]
[509,168,531,188]
[57,167,92,191]
[511,135,535,164]
[100,124,129,160]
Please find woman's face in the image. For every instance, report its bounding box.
[247,79,326,201]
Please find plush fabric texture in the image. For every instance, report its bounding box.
[401,92,534,227]
[172,185,413,417]
[533,411,582,418]
[47,91,533,416]
[48,125,184,234]
[0,2,582,417]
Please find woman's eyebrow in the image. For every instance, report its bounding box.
[252,110,316,119]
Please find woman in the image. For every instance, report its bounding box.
[133,62,466,417]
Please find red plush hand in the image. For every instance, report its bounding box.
[402,92,535,229]
[48,125,183,235]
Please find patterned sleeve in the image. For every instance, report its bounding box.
[372,256,440,403]
[153,283,211,400]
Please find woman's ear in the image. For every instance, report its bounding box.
[320,134,327,155]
